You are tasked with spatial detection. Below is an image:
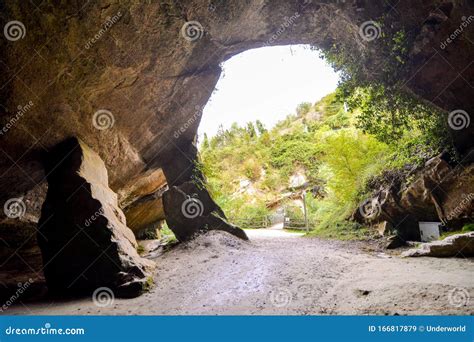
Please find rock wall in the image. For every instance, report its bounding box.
[119,168,167,234]
[38,137,154,297]
[355,155,474,241]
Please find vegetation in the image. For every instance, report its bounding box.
[200,82,452,239]
[462,223,474,232]
[161,223,178,243]
[439,224,474,240]
[196,19,459,240]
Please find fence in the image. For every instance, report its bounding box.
[229,216,270,229]
[228,215,316,231]
[283,217,317,230]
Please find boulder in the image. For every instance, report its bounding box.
[402,232,474,258]
[385,235,406,250]
[355,156,474,241]
[163,181,248,242]
[118,168,167,208]
[38,137,154,297]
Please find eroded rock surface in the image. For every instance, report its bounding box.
[123,190,166,235]
[38,137,154,297]
[402,232,474,258]
[355,155,474,240]
[163,181,248,241]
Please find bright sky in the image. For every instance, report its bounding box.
[198,45,340,138]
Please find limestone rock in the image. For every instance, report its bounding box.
[402,232,474,258]
[163,181,248,242]
[375,221,392,237]
[385,235,406,250]
[118,168,167,209]
[355,155,474,241]
[38,138,154,297]
[119,168,167,237]
[123,187,166,234]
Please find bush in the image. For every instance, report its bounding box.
[243,158,261,181]
[270,132,321,181]
[462,223,474,232]
[296,102,312,116]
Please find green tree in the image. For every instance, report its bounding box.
[255,120,267,135]
[321,129,388,203]
[296,102,312,116]
[246,122,256,138]
[202,133,210,150]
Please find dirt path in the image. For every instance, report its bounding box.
[6,229,473,315]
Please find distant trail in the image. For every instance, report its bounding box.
[268,222,285,230]
[7,230,473,315]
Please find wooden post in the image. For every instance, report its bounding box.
[303,191,308,232]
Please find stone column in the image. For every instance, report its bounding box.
[161,142,248,241]
[38,137,154,298]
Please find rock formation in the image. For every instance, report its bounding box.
[158,138,247,240]
[38,137,154,297]
[163,180,248,241]
[0,0,473,292]
[403,232,474,257]
[354,155,474,241]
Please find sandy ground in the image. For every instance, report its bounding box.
[5,229,474,315]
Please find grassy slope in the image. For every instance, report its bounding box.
[200,92,394,239]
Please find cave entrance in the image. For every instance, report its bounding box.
[197,45,339,235]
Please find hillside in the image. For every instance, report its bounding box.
[199,89,453,239]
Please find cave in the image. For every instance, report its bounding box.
[0,0,473,300]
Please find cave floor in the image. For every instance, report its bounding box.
[5,229,474,315]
